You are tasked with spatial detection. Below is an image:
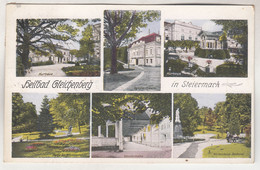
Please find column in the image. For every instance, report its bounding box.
[106,122,109,138]
[115,121,118,138]
[118,118,123,151]
[98,125,102,137]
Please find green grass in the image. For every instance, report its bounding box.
[12,125,89,140]
[194,125,226,139]
[12,139,90,158]
[203,143,251,158]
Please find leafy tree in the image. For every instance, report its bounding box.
[12,93,38,133]
[174,93,200,136]
[38,95,54,137]
[212,20,248,75]
[16,19,80,70]
[205,108,216,130]
[104,10,160,74]
[50,93,90,134]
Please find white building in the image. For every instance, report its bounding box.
[92,23,101,58]
[164,20,202,41]
[29,47,77,64]
[128,33,161,67]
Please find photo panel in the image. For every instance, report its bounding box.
[173,93,252,159]
[91,93,172,158]
[164,19,248,78]
[103,10,162,91]
[16,19,101,77]
[11,92,90,158]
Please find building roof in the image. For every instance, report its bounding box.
[129,33,160,48]
[198,30,223,37]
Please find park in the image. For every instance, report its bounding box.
[164,20,248,77]
[16,19,101,77]
[91,93,172,158]
[173,93,251,158]
[12,93,90,158]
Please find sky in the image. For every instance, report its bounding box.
[191,93,226,109]
[135,20,160,40]
[165,19,223,32]
[21,93,58,115]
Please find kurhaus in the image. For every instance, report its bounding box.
[128,33,161,67]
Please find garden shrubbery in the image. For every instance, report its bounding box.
[32,60,54,66]
[167,59,188,73]
[216,63,245,77]
[195,48,230,59]
[62,65,100,76]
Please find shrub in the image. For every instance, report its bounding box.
[16,56,25,76]
[62,65,100,76]
[216,63,245,77]
[195,49,230,59]
[64,146,80,152]
[117,63,124,71]
[168,59,188,73]
[190,64,198,72]
[32,60,54,66]
[75,62,80,66]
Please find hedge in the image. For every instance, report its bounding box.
[167,59,188,73]
[32,60,54,66]
[216,63,245,77]
[194,48,230,59]
[62,65,100,76]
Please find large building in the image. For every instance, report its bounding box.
[92,23,101,58]
[128,33,161,67]
[164,20,202,41]
[164,20,242,53]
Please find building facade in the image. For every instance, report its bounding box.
[164,20,202,41]
[92,23,101,58]
[128,33,161,67]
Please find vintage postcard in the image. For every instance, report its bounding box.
[4,4,254,163]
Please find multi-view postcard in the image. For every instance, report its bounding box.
[4,5,254,163]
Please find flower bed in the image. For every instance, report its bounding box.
[64,146,80,152]
[25,145,38,152]
[31,142,45,146]
[62,65,100,76]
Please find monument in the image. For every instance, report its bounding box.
[174,108,183,138]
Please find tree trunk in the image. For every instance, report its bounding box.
[21,43,30,69]
[78,122,81,134]
[110,45,117,74]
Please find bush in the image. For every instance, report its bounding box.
[168,59,188,73]
[32,60,54,66]
[196,68,216,77]
[190,64,198,72]
[117,63,124,71]
[62,65,100,76]
[75,62,80,66]
[216,63,245,77]
[195,48,230,59]
[16,56,25,76]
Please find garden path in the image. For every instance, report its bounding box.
[25,63,74,77]
[175,134,230,158]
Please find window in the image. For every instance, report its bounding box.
[146,59,148,63]
[166,36,169,40]
[150,59,152,63]
[181,35,185,40]
[150,48,153,55]
[145,50,148,56]
[189,36,192,40]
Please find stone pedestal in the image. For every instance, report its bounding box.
[174,122,183,138]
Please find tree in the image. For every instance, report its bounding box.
[174,93,200,136]
[104,10,160,74]
[212,20,248,75]
[38,95,54,137]
[50,93,90,134]
[205,108,216,130]
[12,93,38,133]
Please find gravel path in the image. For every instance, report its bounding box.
[25,63,74,77]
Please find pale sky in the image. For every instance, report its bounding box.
[165,19,223,32]
[191,93,226,109]
[21,93,58,115]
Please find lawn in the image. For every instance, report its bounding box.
[12,139,90,158]
[203,143,251,158]
[12,125,89,141]
[194,125,226,139]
